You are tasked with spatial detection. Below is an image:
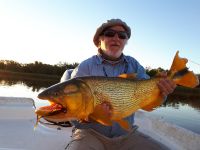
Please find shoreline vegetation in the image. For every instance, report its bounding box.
[0,60,78,77]
[0,69,60,82]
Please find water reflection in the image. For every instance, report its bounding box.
[0,77,59,92]
[163,86,200,111]
[165,96,200,112]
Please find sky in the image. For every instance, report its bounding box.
[0,0,200,73]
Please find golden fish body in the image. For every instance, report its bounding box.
[82,76,161,120]
[36,76,161,129]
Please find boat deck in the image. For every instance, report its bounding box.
[0,119,72,150]
[0,119,169,150]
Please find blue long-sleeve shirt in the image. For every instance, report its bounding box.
[62,53,150,138]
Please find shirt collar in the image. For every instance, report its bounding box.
[96,50,128,65]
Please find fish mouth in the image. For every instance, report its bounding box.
[36,91,74,122]
[35,103,67,119]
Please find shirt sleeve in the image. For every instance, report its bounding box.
[127,56,150,80]
[136,64,150,80]
[71,58,92,78]
[60,69,74,82]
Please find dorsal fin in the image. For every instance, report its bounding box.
[118,73,137,79]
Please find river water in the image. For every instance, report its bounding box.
[1,78,200,134]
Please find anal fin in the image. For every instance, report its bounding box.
[115,119,131,131]
[140,88,163,111]
[142,95,163,111]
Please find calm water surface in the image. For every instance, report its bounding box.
[1,78,200,134]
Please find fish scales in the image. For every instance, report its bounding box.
[83,77,160,119]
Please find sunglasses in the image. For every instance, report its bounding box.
[102,29,128,39]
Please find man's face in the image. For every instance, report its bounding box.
[99,25,128,59]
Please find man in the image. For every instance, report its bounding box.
[64,19,176,150]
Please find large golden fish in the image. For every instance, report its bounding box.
[35,51,199,130]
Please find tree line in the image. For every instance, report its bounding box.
[0,59,199,80]
[0,59,165,77]
[0,60,78,76]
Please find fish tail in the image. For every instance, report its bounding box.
[168,51,199,88]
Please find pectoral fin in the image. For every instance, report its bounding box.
[89,104,112,126]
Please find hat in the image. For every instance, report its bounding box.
[93,19,131,47]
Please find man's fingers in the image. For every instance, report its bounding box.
[157,79,176,97]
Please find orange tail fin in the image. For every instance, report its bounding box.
[169,51,199,88]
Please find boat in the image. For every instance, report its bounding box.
[0,96,200,150]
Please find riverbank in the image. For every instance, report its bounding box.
[0,70,60,82]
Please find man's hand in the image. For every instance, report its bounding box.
[88,101,113,123]
[101,102,113,118]
[157,72,177,97]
